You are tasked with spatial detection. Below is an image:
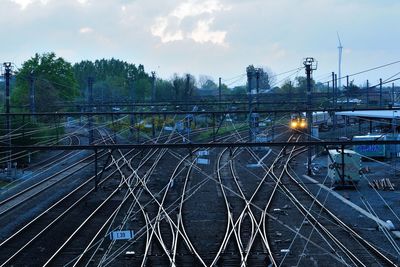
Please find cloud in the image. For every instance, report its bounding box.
[189,18,226,45]
[150,0,228,45]
[10,0,87,10]
[151,17,184,43]
[2,0,400,85]
[79,27,93,34]
[171,0,227,20]
[10,0,49,9]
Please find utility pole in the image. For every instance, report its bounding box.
[346,75,349,105]
[331,72,335,109]
[379,78,383,107]
[151,71,156,139]
[3,63,12,176]
[366,80,369,108]
[256,69,260,110]
[332,72,337,131]
[337,33,343,90]
[88,77,94,144]
[345,75,350,137]
[185,74,190,111]
[218,77,222,111]
[151,71,156,103]
[246,67,253,142]
[304,58,317,176]
[186,74,191,141]
[392,83,395,106]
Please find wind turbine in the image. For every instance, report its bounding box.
[337,32,343,90]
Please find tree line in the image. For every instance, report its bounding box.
[4,52,394,113]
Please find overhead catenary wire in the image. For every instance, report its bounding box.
[318,60,400,85]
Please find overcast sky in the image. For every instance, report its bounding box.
[1,0,400,87]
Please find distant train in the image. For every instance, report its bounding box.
[289,112,350,132]
[290,114,308,132]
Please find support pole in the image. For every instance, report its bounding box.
[246,67,253,142]
[392,83,395,106]
[366,80,369,108]
[151,72,156,139]
[185,74,190,111]
[4,63,12,176]
[151,71,156,103]
[218,77,222,111]
[332,73,338,134]
[331,72,335,109]
[304,58,317,176]
[346,75,349,105]
[379,78,383,107]
[256,69,260,110]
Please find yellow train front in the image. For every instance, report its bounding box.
[290,115,308,133]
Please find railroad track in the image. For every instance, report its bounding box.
[4,118,394,267]
[0,124,182,265]
[0,132,115,219]
[0,118,208,266]
[211,132,292,266]
[265,134,398,266]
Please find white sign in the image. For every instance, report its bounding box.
[196,150,209,156]
[164,126,173,131]
[110,230,135,240]
[197,158,210,165]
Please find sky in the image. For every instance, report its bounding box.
[1,0,400,87]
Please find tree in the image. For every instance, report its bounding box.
[155,79,175,101]
[246,65,271,90]
[278,80,295,94]
[73,59,151,102]
[231,86,246,95]
[200,79,218,90]
[343,81,360,97]
[294,76,315,95]
[12,52,79,112]
[169,74,197,101]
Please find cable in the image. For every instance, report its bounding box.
[319,60,400,85]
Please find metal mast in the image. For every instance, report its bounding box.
[337,32,343,90]
[3,63,12,176]
[304,58,317,175]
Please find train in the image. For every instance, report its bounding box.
[290,112,345,132]
[290,114,308,132]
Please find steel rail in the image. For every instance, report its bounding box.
[282,149,397,266]
[0,127,161,266]
[40,127,176,266]
[272,149,368,266]
[0,149,130,267]
[229,148,274,266]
